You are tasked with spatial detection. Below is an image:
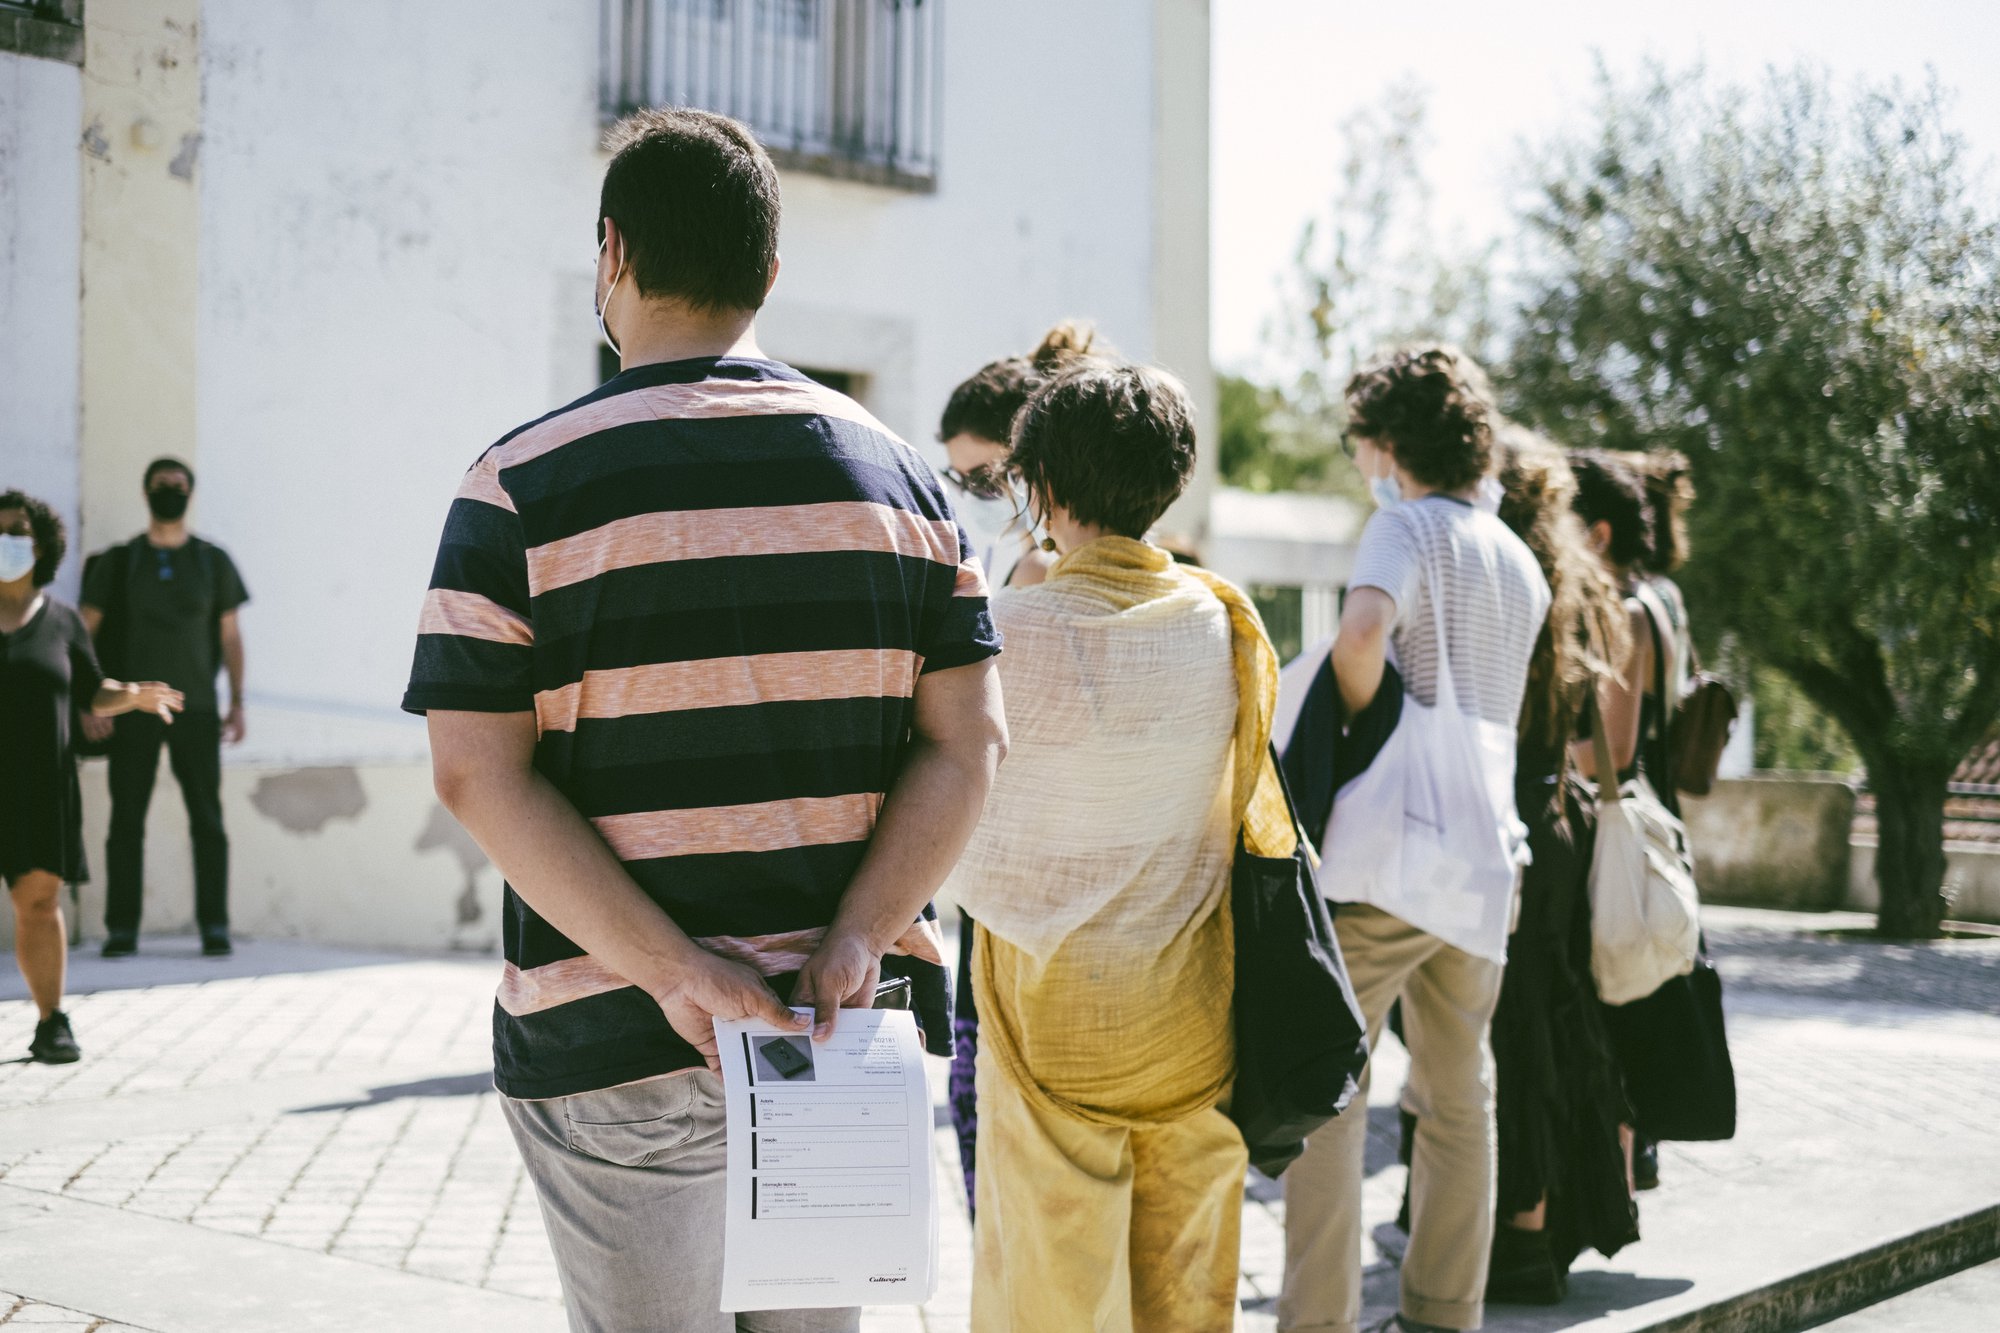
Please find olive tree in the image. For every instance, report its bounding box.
[1506,63,2000,937]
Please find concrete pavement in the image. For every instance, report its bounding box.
[0,909,1992,1331]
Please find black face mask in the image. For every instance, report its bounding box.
[147,488,190,521]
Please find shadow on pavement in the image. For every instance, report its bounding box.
[290,1070,496,1113]
[1242,1266,1695,1329]
[1708,925,2000,1013]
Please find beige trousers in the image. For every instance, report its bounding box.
[971,1045,1248,1333]
[1279,904,1504,1333]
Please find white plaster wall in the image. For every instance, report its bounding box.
[18,759,501,953]
[194,0,1180,766]
[0,50,83,602]
[766,0,1160,443]
[195,1,602,750]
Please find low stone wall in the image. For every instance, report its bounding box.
[1681,775,1858,912]
[3,758,499,954]
[1848,839,2000,925]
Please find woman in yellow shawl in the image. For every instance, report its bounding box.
[946,359,1295,1332]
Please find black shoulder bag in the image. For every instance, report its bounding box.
[1227,744,1371,1177]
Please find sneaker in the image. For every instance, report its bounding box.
[1486,1223,1567,1304]
[1634,1137,1661,1191]
[100,934,137,958]
[29,1011,81,1064]
[201,931,233,958]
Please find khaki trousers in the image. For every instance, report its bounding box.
[503,1073,857,1333]
[1279,904,1504,1333]
[971,1046,1248,1333]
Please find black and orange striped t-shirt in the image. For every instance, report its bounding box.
[402,356,999,1098]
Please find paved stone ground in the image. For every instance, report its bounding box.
[0,910,1994,1332]
[0,1292,146,1331]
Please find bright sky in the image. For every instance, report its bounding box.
[1211,0,2000,375]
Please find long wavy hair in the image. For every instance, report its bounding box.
[1494,424,1629,751]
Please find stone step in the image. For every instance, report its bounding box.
[1810,1256,2000,1332]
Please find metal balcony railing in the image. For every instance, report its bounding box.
[601,0,940,192]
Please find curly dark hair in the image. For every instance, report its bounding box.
[1344,344,1497,492]
[1568,449,1656,570]
[1010,360,1196,540]
[0,489,67,587]
[937,320,1101,444]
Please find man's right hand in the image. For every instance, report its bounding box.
[649,952,809,1073]
[80,714,115,743]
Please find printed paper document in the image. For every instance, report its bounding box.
[714,1008,937,1311]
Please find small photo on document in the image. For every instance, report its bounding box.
[754,1034,817,1082]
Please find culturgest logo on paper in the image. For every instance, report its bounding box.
[868,1274,911,1285]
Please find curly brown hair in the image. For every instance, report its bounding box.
[1493,427,1629,751]
[1010,360,1195,539]
[0,489,67,588]
[1345,344,1496,493]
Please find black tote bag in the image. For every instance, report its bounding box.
[1228,746,1371,1177]
[1598,600,1737,1141]
[1601,940,1737,1141]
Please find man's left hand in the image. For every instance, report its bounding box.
[223,704,247,745]
[791,928,882,1042]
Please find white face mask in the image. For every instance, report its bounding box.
[1474,474,1505,515]
[594,236,626,360]
[1368,461,1404,512]
[0,534,36,584]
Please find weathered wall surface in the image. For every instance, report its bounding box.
[1685,776,2000,925]
[189,0,1198,761]
[0,49,83,599]
[1848,840,2000,926]
[78,0,203,548]
[1682,776,1858,912]
[6,758,503,954]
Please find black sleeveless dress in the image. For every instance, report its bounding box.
[1489,729,1640,1268]
[0,598,103,883]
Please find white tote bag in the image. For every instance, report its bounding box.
[1585,700,1700,1004]
[1319,559,1527,964]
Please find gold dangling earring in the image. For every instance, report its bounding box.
[1040,534,1058,553]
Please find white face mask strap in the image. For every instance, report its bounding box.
[595,236,626,359]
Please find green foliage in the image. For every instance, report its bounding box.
[1503,62,2000,935]
[1749,665,1862,774]
[1217,372,1348,495]
[1238,83,1503,507]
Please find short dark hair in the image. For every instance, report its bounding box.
[1010,361,1196,540]
[0,489,67,587]
[938,321,1100,444]
[1568,449,1655,568]
[1345,344,1496,493]
[145,456,195,490]
[599,107,781,313]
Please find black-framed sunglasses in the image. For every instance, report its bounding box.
[1338,427,1358,459]
[944,464,1015,503]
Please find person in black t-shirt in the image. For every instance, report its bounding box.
[79,458,250,958]
[1,491,183,1063]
